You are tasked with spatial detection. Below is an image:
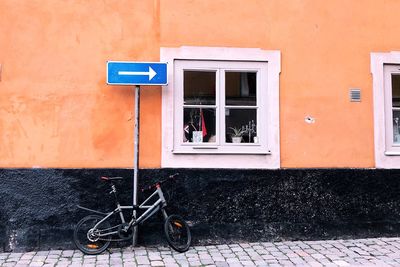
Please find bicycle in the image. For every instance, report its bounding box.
[73,173,192,255]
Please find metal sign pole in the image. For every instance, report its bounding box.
[106,61,167,246]
[132,85,140,246]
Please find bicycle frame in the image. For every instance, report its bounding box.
[82,186,169,238]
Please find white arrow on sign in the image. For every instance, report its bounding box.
[118,66,157,80]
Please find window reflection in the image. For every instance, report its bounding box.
[184,71,216,105]
[183,108,216,143]
[225,109,257,143]
[226,72,256,106]
[393,75,400,144]
[394,111,400,144]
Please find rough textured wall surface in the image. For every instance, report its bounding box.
[1,168,400,252]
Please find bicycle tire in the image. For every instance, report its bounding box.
[73,214,111,255]
[164,214,191,252]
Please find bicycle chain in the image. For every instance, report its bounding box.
[94,224,134,242]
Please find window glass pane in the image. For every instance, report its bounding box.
[184,71,216,105]
[393,110,400,144]
[225,72,256,106]
[225,108,257,143]
[392,74,400,108]
[183,108,216,143]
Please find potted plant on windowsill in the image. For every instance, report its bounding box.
[229,127,246,143]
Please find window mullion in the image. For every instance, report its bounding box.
[177,64,184,148]
[386,70,396,150]
[183,105,217,109]
[225,106,258,109]
[219,68,225,146]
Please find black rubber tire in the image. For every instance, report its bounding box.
[73,214,111,255]
[164,214,191,252]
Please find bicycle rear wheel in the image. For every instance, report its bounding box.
[73,214,111,255]
[164,214,191,252]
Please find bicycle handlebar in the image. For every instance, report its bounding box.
[141,173,179,192]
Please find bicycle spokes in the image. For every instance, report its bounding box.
[164,215,191,252]
[73,215,112,255]
[169,221,186,240]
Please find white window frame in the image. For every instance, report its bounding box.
[161,46,280,169]
[371,52,400,168]
[174,60,268,154]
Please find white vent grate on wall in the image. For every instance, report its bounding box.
[350,88,361,102]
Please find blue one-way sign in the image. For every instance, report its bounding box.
[107,61,168,86]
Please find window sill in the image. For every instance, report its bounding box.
[181,143,262,147]
[172,149,271,155]
[384,151,400,156]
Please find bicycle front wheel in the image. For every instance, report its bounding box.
[73,214,111,255]
[164,214,191,252]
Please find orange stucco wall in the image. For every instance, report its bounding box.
[1,0,400,168]
[0,1,161,168]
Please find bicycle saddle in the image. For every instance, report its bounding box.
[100,176,123,182]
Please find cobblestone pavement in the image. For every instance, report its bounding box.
[2,237,400,266]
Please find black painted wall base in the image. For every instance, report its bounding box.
[1,168,400,252]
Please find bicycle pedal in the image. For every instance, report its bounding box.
[107,248,113,254]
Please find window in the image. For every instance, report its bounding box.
[161,47,280,169]
[175,60,267,154]
[371,52,400,168]
[385,66,400,151]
